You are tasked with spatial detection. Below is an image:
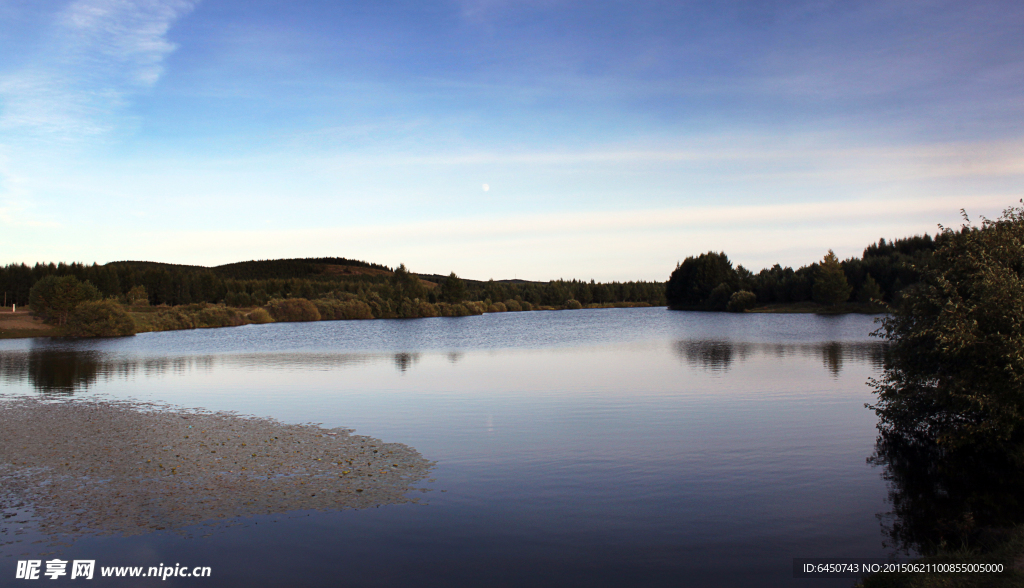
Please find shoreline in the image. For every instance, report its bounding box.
[0,300,887,340]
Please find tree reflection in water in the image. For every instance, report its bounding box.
[675,341,750,372]
[870,430,1024,555]
[0,349,423,394]
[674,340,884,377]
[0,349,103,395]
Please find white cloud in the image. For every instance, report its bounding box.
[0,0,198,138]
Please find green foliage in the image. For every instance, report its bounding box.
[194,306,247,328]
[813,250,852,305]
[390,264,426,302]
[504,299,522,312]
[872,204,1024,448]
[147,304,246,330]
[438,272,467,303]
[519,300,533,311]
[313,299,373,320]
[268,298,321,322]
[857,273,883,303]
[125,285,148,306]
[727,290,757,312]
[437,302,477,317]
[416,300,439,318]
[564,299,582,310]
[666,252,737,309]
[706,282,734,311]
[247,307,274,324]
[65,300,136,337]
[29,275,102,326]
[224,291,252,307]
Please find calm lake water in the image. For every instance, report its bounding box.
[0,307,891,587]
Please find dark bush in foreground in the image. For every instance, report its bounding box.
[65,300,136,337]
[872,203,1024,449]
[268,298,321,322]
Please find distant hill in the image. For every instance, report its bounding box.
[106,257,393,281]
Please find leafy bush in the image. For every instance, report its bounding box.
[504,299,521,312]
[247,307,274,324]
[727,290,757,312]
[564,299,582,310]
[314,299,373,320]
[195,306,246,328]
[65,300,136,337]
[268,298,321,322]
[519,301,533,311]
[437,303,479,317]
[706,282,734,311]
[416,300,439,318]
[151,308,196,330]
[872,204,1024,448]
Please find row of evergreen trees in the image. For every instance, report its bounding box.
[0,259,665,310]
[665,233,942,311]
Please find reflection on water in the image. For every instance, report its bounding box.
[676,341,752,372]
[2,341,886,394]
[0,349,217,394]
[870,431,1024,555]
[674,340,885,376]
[393,352,421,372]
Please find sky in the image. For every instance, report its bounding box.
[0,0,1022,281]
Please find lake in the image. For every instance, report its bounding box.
[0,307,891,587]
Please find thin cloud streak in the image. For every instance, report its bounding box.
[317,139,1024,182]
[0,0,198,138]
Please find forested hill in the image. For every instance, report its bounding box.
[0,257,666,309]
[107,257,393,280]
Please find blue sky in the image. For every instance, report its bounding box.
[1,0,1021,280]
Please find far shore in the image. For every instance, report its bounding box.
[0,300,887,340]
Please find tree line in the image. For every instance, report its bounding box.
[1,258,666,319]
[665,233,943,311]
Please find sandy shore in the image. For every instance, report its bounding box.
[0,396,433,544]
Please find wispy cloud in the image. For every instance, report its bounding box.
[0,0,198,138]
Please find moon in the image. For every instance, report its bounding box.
[482,184,490,192]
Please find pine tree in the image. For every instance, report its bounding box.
[812,250,852,306]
